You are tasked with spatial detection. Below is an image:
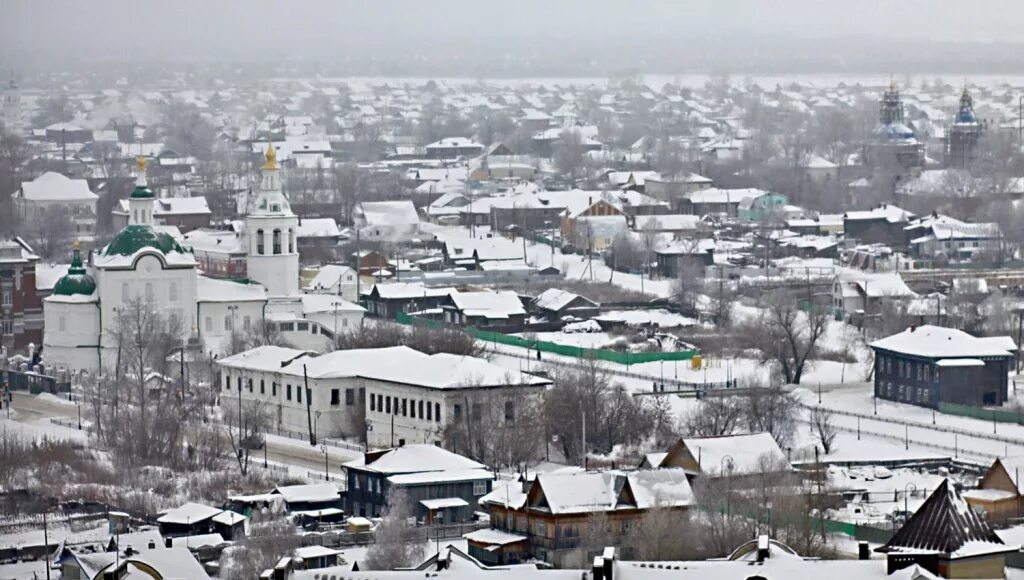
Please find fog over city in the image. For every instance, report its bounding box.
[5,0,1024,75]
[6,2,1024,580]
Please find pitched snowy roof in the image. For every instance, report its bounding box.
[300,294,365,314]
[272,483,341,504]
[357,201,420,227]
[878,479,1011,558]
[844,204,914,223]
[346,444,486,475]
[157,502,222,524]
[870,325,1014,359]
[295,218,341,238]
[389,468,493,486]
[369,282,454,300]
[17,171,98,202]
[531,469,693,515]
[680,432,789,476]
[304,264,357,291]
[686,187,765,205]
[533,288,597,312]
[448,290,525,319]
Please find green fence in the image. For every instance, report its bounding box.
[938,401,1024,426]
[395,312,698,365]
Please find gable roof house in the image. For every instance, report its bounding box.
[531,288,600,321]
[831,271,917,319]
[964,457,1024,523]
[441,289,527,331]
[651,432,791,480]
[475,470,694,568]
[844,204,915,247]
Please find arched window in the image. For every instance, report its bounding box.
[272,229,281,255]
[504,401,515,424]
[256,229,264,255]
[144,283,154,302]
[121,283,129,301]
[169,281,178,302]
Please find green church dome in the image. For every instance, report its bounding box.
[129,183,155,199]
[103,225,189,258]
[53,246,96,296]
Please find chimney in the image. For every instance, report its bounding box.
[602,547,616,580]
[521,476,530,494]
[164,537,172,548]
[124,545,135,557]
[858,541,870,560]
[147,539,156,550]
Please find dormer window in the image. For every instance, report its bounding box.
[271,204,280,212]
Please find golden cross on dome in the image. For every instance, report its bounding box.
[136,155,146,172]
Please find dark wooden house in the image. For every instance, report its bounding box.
[343,444,491,523]
[870,325,1015,409]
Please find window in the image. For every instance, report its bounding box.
[401,399,407,417]
[260,380,265,395]
[386,396,391,414]
[224,315,232,331]
[435,402,441,422]
[272,382,277,396]
[237,377,242,391]
[287,384,292,401]
[454,404,462,418]
[330,389,340,406]
[924,365,931,382]
[917,364,922,381]
[370,393,376,412]
[345,388,354,406]
[272,229,282,255]
[506,513,514,530]
[535,521,546,536]
[247,379,253,392]
[169,282,178,302]
[358,388,364,406]
[418,400,424,420]
[121,283,129,301]
[342,317,348,328]
[256,229,264,254]
[297,387,302,403]
[243,316,251,330]
[59,316,66,331]
[297,322,309,331]
[145,283,154,302]
[1,289,11,306]
[353,474,360,490]
[504,401,515,424]
[427,401,433,421]
[473,481,487,496]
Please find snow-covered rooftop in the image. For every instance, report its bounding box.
[870,325,1015,359]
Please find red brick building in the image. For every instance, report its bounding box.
[0,238,43,352]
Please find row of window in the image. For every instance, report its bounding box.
[882,382,931,404]
[879,355,933,382]
[370,393,442,423]
[223,373,359,407]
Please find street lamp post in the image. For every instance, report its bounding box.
[903,482,917,519]
[321,444,329,480]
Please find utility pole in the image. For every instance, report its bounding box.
[43,511,50,580]
[581,410,586,468]
[304,364,315,446]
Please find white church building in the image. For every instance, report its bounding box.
[42,145,363,375]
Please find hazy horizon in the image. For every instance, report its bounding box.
[5,0,1024,77]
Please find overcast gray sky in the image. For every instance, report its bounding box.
[4,0,1024,74]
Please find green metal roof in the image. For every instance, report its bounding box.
[129,184,155,199]
[103,225,189,258]
[52,248,96,296]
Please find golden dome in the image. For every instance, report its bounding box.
[263,140,277,170]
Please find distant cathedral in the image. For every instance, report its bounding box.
[866,80,925,171]
[1,72,22,131]
[945,84,984,169]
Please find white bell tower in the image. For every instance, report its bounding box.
[246,142,299,296]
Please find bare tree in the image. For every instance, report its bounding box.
[681,396,743,437]
[623,506,695,561]
[443,386,544,471]
[809,406,837,454]
[740,290,829,385]
[364,487,427,570]
[222,509,302,580]
[0,129,30,235]
[223,398,273,476]
[742,383,801,448]
[554,128,586,184]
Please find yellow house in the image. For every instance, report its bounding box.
[964,457,1024,523]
